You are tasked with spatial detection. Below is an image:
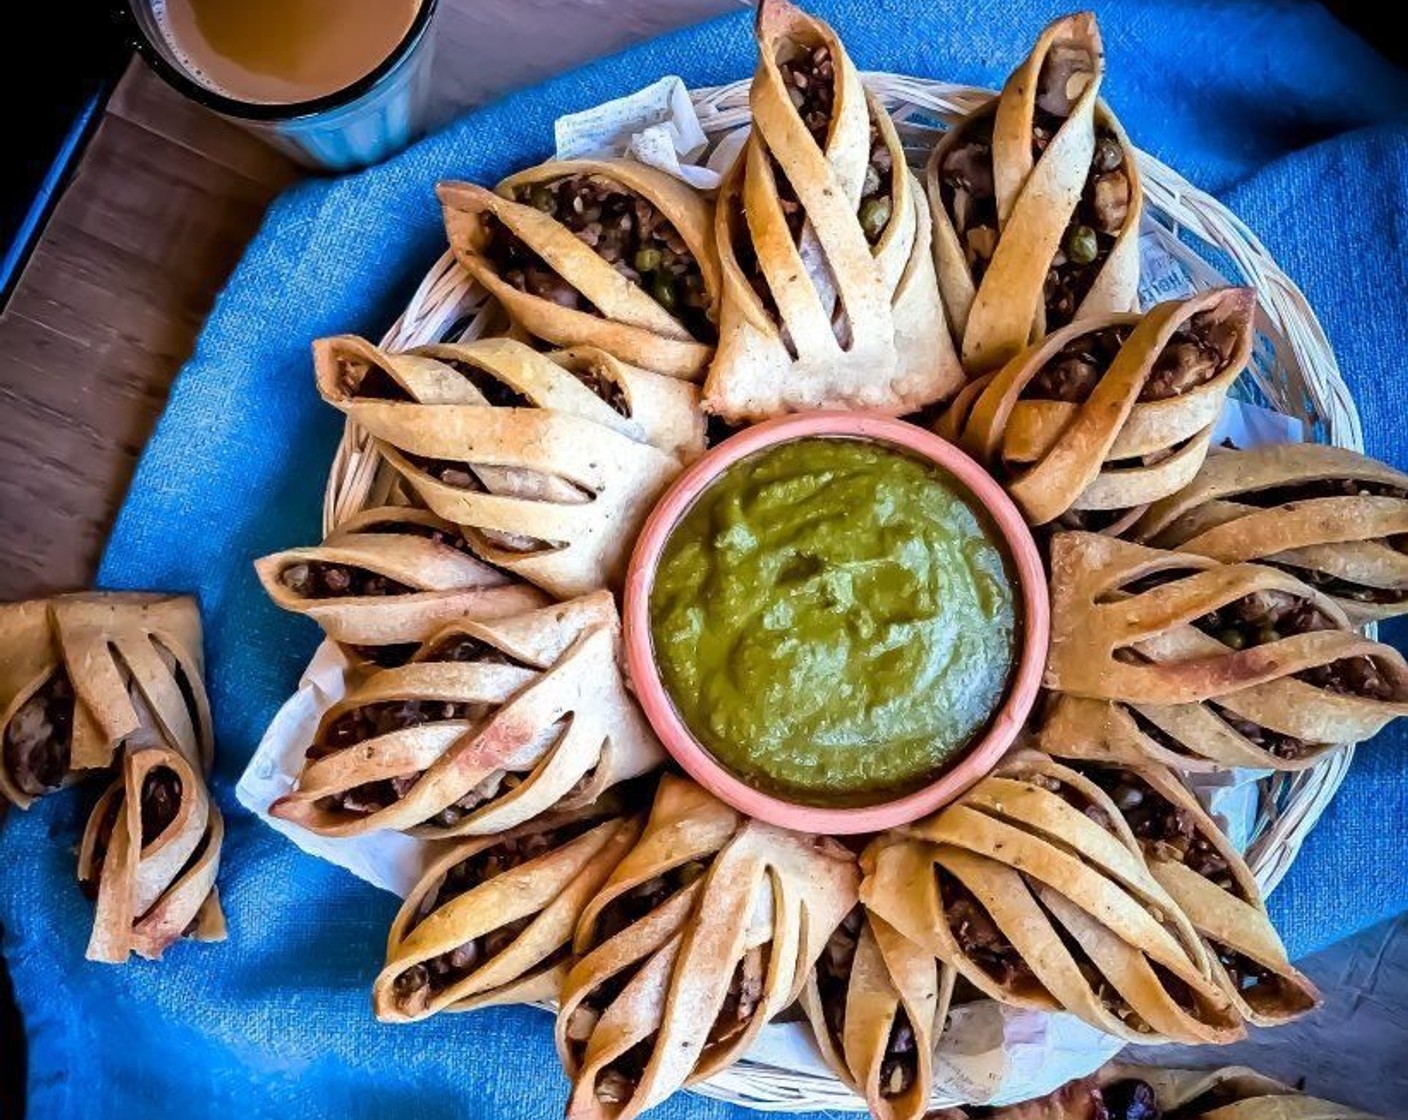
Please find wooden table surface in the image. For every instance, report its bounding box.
[0,0,742,601]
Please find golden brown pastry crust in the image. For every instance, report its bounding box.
[78,744,225,964]
[51,592,213,774]
[1045,532,1408,750]
[1039,688,1353,773]
[862,751,1242,1045]
[555,774,859,1120]
[1037,692,1331,773]
[1,593,221,959]
[373,805,641,1021]
[1135,444,1408,624]
[270,592,663,839]
[941,287,1254,529]
[800,844,955,1120]
[927,13,1142,375]
[439,158,720,380]
[255,506,546,654]
[1035,753,1318,1026]
[702,0,960,420]
[314,334,704,598]
[0,600,70,808]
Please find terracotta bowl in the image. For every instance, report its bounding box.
[623,411,1049,835]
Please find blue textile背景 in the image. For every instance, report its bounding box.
[3,2,1407,1117]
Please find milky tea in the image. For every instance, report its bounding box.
[155,0,421,105]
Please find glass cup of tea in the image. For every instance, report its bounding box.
[119,0,439,172]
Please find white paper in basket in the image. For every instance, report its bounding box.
[237,641,432,895]
[554,75,718,190]
[240,77,1312,1108]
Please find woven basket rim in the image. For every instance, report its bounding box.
[317,71,1363,1113]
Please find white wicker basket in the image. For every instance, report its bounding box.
[321,74,1362,1112]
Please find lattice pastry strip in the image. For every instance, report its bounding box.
[78,744,225,964]
[1120,774,1318,1028]
[1136,443,1408,624]
[440,157,720,380]
[50,593,212,775]
[862,752,1242,1045]
[271,592,663,839]
[928,12,1142,374]
[703,0,960,420]
[799,840,956,1120]
[939,287,1253,531]
[0,600,75,807]
[1045,532,1408,758]
[556,775,858,1120]
[256,505,547,661]
[314,334,705,597]
[1033,750,1318,1026]
[374,802,641,1022]
[1036,692,1340,773]
[2,593,213,809]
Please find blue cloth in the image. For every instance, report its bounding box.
[4,2,1408,1117]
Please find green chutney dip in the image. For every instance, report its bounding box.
[649,436,1018,808]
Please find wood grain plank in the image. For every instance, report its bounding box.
[107,59,301,187]
[0,112,286,597]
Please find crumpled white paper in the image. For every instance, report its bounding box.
[236,641,432,896]
[554,75,718,190]
[240,83,1311,1108]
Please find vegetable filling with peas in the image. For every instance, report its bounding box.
[939,38,1134,327]
[485,176,714,342]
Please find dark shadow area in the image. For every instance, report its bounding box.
[1324,1,1407,68]
[2,0,128,307]
[0,922,24,1119]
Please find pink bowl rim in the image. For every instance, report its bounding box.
[623,410,1050,835]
